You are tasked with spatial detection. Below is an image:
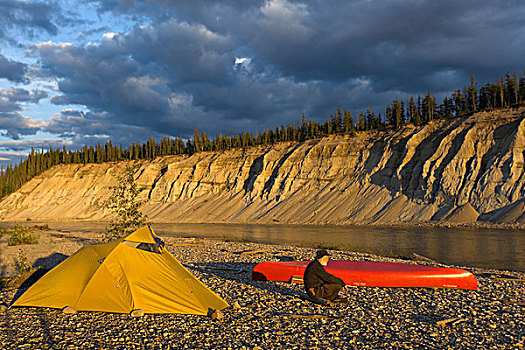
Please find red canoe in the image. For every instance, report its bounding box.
[252,260,478,290]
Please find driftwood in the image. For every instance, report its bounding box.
[239,249,268,255]
[499,300,525,307]
[169,242,205,247]
[184,263,246,273]
[491,273,525,282]
[476,273,525,282]
[279,313,342,320]
[496,277,525,282]
[436,317,467,327]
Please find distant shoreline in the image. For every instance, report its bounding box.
[2,218,524,230]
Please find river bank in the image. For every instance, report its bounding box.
[1,227,524,349]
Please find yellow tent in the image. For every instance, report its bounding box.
[12,226,229,315]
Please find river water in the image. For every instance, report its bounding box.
[34,222,525,272]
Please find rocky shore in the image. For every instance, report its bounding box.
[1,228,524,349]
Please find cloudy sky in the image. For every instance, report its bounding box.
[0,0,524,168]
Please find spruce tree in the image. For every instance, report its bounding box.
[386,105,392,127]
[335,106,343,133]
[193,128,200,153]
[104,166,148,241]
[499,77,506,107]
[422,92,436,122]
[391,100,403,130]
[467,74,478,113]
[342,108,355,134]
[519,72,525,105]
[505,72,519,106]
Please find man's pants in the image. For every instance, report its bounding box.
[310,283,342,301]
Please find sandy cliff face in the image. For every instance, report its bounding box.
[1,109,524,225]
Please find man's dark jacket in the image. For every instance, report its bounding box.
[304,259,345,293]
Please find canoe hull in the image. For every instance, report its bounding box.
[252,260,478,290]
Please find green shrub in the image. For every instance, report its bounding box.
[13,249,31,276]
[104,166,148,241]
[7,224,39,246]
[240,235,252,243]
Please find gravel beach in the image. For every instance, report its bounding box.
[1,228,524,349]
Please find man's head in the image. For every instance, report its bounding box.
[315,249,329,266]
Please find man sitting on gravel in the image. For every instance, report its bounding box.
[304,249,347,303]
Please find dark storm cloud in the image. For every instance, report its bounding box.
[34,15,354,138]
[30,0,525,143]
[35,22,237,137]
[44,109,159,149]
[124,19,235,83]
[0,151,25,169]
[0,139,71,167]
[0,51,27,82]
[92,0,525,86]
[239,0,525,93]
[77,26,111,39]
[0,87,48,113]
[0,87,48,139]
[93,0,264,19]
[0,114,47,139]
[0,88,47,103]
[0,0,61,41]
[0,139,72,152]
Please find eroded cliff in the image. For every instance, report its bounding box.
[1,108,524,226]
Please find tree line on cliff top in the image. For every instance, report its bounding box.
[1,71,525,199]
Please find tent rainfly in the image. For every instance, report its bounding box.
[12,226,229,315]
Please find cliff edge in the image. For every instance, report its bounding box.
[1,108,524,226]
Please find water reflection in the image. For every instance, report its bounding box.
[154,223,525,271]
[34,222,525,272]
